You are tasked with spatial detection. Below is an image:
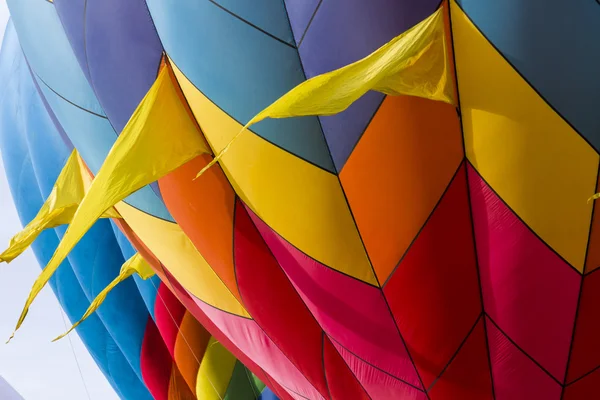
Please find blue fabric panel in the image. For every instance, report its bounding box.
[146,0,334,172]
[6,0,103,115]
[109,221,160,318]
[0,23,151,399]
[24,67,153,387]
[259,387,279,400]
[8,0,171,221]
[35,81,174,222]
[54,0,163,133]
[212,0,295,45]
[457,0,600,150]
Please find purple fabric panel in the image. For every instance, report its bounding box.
[53,0,90,82]
[53,0,163,198]
[320,92,384,172]
[85,0,163,132]
[298,0,441,171]
[283,0,321,44]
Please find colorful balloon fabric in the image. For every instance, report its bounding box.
[0,19,278,400]
[1,0,600,399]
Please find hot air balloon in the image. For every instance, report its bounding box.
[1,0,599,399]
[0,17,279,400]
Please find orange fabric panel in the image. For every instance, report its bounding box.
[159,155,241,303]
[174,312,212,394]
[340,94,463,283]
[168,364,197,400]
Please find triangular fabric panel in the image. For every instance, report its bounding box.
[566,270,600,382]
[331,340,428,400]
[455,0,600,148]
[233,199,330,398]
[487,318,562,400]
[171,61,376,286]
[283,0,321,44]
[451,0,598,272]
[384,165,481,387]
[223,361,265,400]
[428,319,493,400]
[247,205,422,387]
[146,0,335,172]
[211,0,295,46]
[563,368,600,400]
[340,94,463,283]
[468,165,580,380]
[297,0,442,170]
[54,0,163,132]
[158,154,242,304]
[322,335,370,400]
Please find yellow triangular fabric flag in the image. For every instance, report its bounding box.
[0,150,119,264]
[53,253,155,342]
[196,7,452,179]
[9,63,209,341]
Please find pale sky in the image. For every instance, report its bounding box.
[0,1,118,399]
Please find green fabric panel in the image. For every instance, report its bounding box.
[224,361,264,400]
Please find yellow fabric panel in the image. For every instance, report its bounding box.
[196,7,454,179]
[9,65,211,338]
[115,202,250,317]
[251,7,452,122]
[77,155,121,219]
[53,253,154,342]
[451,1,598,271]
[0,151,118,264]
[196,337,237,400]
[171,60,377,286]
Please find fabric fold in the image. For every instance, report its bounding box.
[0,150,119,264]
[195,6,453,179]
[9,62,209,341]
[53,253,155,342]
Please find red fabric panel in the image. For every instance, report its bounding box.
[487,318,561,400]
[323,335,369,400]
[140,316,172,400]
[468,165,580,380]
[384,165,481,386]
[233,199,330,398]
[154,282,186,356]
[249,204,420,386]
[563,368,600,400]
[428,318,493,400]
[113,219,293,400]
[331,340,428,400]
[567,271,600,381]
[196,298,325,399]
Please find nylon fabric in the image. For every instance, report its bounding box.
[196,337,237,400]
[54,253,155,341]
[195,6,454,179]
[9,63,209,339]
[0,150,119,264]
